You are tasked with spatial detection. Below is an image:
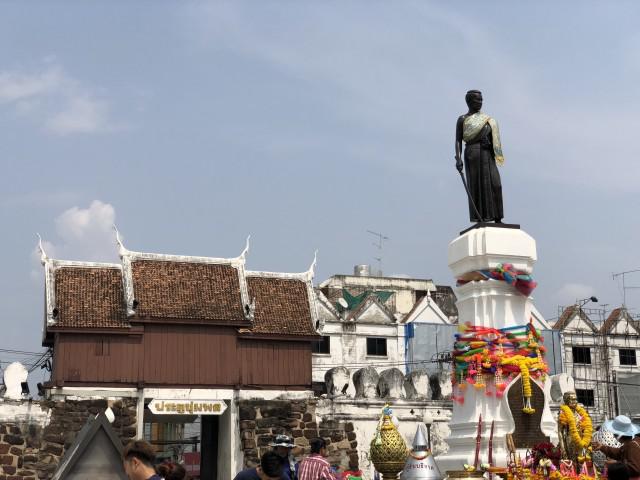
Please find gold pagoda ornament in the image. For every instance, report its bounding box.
[370,404,408,479]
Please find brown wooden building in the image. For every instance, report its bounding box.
[39,236,320,478]
[41,237,319,390]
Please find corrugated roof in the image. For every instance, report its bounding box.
[54,267,127,328]
[131,260,246,323]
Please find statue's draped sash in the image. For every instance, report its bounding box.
[463,112,505,166]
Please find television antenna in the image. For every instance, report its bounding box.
[367,230,389,276]
[612,269,640,307]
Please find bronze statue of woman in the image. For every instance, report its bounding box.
[455,90,504,223]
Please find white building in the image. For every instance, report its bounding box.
[312,267,456,393]
[554,305,640,424]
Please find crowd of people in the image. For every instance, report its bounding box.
[119,416,640,480]
[120,434,361,480]
[232,434,362,480]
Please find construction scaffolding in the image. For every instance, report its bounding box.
[555,305,640,425]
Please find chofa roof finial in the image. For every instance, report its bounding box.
[307,249,318,279]
[113,224,128,257]
[239,235,251,261]
[36,233,49,265]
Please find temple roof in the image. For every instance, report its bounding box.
[39,231,318,337]
[244,273,319,337]
[131,260,246,324]
[53,265,128,329]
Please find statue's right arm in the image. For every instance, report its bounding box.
[455,116,464,171]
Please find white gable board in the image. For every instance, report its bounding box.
[355,301,394,324]
[404,295,449,325]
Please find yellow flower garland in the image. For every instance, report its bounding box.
[558,404,592,450]
[501,355,546,414]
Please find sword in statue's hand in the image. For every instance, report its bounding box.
[455,157,484,222]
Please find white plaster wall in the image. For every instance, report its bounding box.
[313,322,405,389]
[395,290,416,315]
[0,400,51,427]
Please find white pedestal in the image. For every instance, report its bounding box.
[436,227,556,472]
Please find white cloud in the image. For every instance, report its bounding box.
[46,95,114,135]
[0,66,64,103]
[555,283,596,306]
[0,61,121,135]
[185,3,640,192]
[34,200,120,267]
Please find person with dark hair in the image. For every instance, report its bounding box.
[234,450,283,480]
[608,462,630,480]
[156,462,187,480]
[122,440,162,480]
[297,438,338,480]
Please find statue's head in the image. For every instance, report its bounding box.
[465,90,483,112]
[563,391,578,409]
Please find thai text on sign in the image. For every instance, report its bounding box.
[149,399,227,415]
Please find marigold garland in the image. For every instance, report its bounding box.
[451,321,549,413]
[558,404,593,450]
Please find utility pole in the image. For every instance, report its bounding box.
[367,230,389,276]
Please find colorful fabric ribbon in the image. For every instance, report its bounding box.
[458,263,537,296]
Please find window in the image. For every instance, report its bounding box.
[619,349,637,366]
[572,346,591,364]
[367,337,387,357]
[312,336,330,354]
[575,389,595,407]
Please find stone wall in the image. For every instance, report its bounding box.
[0,398,137,480]
[238,398,358,471]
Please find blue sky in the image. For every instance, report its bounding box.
[1,2,640,372]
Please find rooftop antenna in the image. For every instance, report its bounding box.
[367,230,389,276]
[612,269,640,308]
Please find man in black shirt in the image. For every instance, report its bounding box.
[234,451,283,480]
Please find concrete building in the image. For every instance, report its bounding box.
[312,267,456,393]
[554,305,640,424]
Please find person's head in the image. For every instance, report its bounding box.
[617,435,633,444]
[465,90,483,112]
[608,462,630,480]
[310,438,327,457]
[563,391,578,409]
[122,440,157,480]
[157,462,187,480]
[258,451,283,480]
[270,434,294,458]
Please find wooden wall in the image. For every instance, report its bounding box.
[51,325,312,389]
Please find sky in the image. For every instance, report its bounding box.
[1,1,640,375]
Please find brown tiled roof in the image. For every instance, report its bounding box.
[54,267,127,328]
[245,276,318,336]
[131,260,246,323]
[600,308,640,334]
[601,308,622,334]
[553,305,598,332]
[553,305,577,330]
